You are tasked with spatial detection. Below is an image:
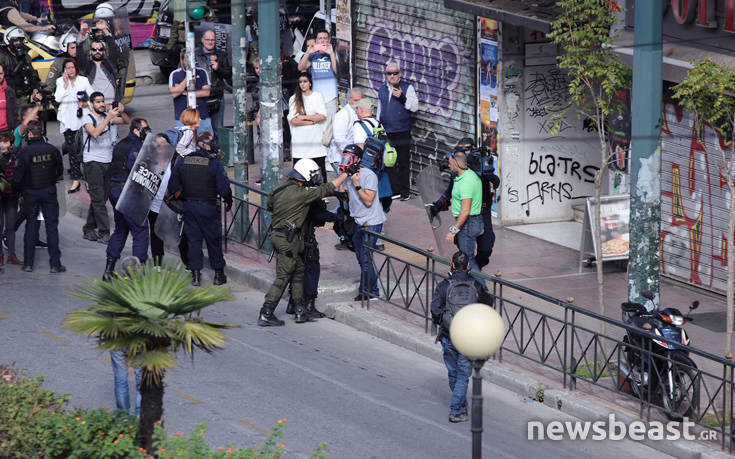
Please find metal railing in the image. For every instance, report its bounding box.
[223,180,269,253]
[358,229,735,451]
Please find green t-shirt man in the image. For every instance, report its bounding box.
[451,169,483,217]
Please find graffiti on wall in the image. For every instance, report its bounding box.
[506,143,598,216]
[524,67,573,137]
[365,22,462,121]
[661,100,731,292]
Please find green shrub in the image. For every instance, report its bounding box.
[0,367,328,458]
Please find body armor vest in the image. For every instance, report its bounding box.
[28,149,56,189]
[180,155,217,199]
[109,138,133,182]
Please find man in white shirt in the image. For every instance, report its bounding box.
[327,88,362,172]
[81,91,129,244]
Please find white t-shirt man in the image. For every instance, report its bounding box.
[82,111,113,163]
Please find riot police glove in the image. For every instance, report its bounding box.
[224,200,232,212]
[428,202,440,218]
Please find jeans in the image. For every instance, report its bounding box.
[176,117,213,135]
[455,214,485,289]
[210,99,225,136]
[353,223,383,296]
[110,350,141,415]
[442,338,472,415]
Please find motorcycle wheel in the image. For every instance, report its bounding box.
[659,362,700,421]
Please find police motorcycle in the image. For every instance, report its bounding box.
[619,290,700,420]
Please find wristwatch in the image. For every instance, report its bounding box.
[449,225,460,234]
[355,186,362,191]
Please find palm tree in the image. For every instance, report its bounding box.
[64,261,238,452]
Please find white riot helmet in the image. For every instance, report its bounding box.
[94,2,115,19]
[286,159,322,184]
[59,30,78,53]
[3,26,25,47]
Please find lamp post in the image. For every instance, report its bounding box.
[449,303,506,459]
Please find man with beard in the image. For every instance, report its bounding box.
[81,91,129,244]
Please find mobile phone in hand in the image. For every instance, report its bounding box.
[112,101,119,109]
[313,43,327,52]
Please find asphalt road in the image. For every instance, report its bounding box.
[0,210,674,459]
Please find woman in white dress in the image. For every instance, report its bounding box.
[287,72,327,181]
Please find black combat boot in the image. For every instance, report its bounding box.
[294,300,310,324]
[213,269,227,285]
[285,297,296,315]
[191,270,201,286]
[102,258,116,282]
[258,303,285,327]
[305,297,325,319]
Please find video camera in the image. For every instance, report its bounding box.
[76,91,89,117]
[439,144,496,181]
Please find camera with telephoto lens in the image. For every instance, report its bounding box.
[76,91,88,117]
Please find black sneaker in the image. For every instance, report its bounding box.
[35,240,48,248]
[50,265,66,273]
[83,231,98,242]
[21,265,33,272]
[399,194,411,201]
[449,412,469,423]
[97,234,111,245]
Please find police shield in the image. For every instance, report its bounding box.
[153,200,184,249]
[115,135,174,226]
[416,165,453,257]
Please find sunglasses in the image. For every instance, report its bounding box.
[91,48,104,52]
[386,71,400,76]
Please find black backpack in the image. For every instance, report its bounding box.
[442,278,479,331]
[333,203,356,251]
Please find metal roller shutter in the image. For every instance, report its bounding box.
[353,0,476,182]
[661,95,731,295]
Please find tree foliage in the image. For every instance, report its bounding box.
[547,0,631,135]
[65,262,239,385]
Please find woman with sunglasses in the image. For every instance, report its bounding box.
[287,72,328,182]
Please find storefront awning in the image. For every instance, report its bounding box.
[613,29,735,84]
[444,0,557,32]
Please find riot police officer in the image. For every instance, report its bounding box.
[168,131,232,286]
[430,138,500,269]
[285,197,337,320]
[259,159,351,326]
[0,26,41,106]
[13,120,64,272]
[102,118,151,281]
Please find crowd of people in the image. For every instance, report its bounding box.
[0,15,501,423]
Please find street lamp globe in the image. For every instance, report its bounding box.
[449,303,505,361]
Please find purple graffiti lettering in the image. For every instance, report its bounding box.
[366,22,461,121]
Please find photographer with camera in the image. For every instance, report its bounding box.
[0,27,41,106]
[81,91,129,244]
[54,58,91,194]
[431,138,500,278]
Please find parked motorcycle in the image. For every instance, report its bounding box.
[619,291,700,420]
